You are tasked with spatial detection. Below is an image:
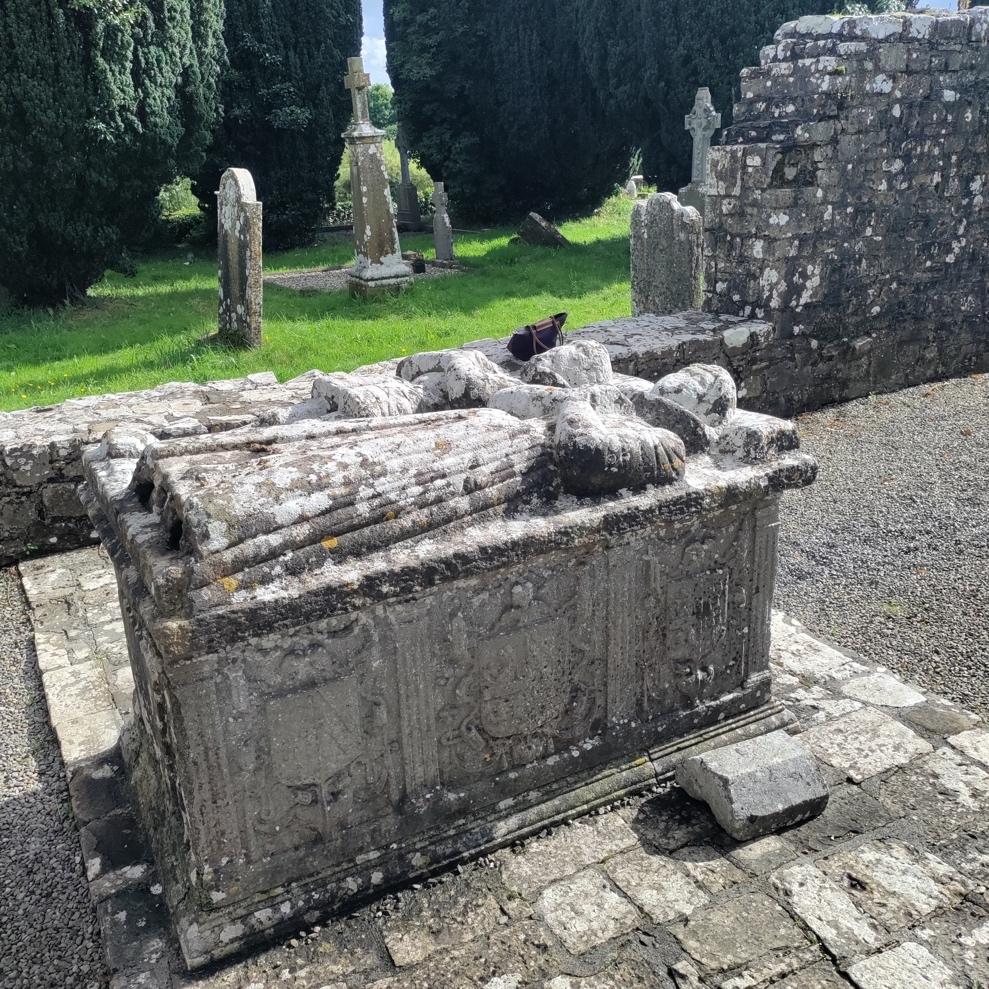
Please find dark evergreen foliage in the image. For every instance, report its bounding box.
[195,0,362,249]
[385,0,629,222]
[386,0,893,219]
[576,1,851,192]
[0,0,224,305]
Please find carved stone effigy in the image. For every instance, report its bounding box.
[83,343,815,969]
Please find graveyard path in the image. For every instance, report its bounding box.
[0,566,107,989]
[778,372,989,720]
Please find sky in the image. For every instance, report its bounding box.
[361,0,390,87]
[360,0,960,88]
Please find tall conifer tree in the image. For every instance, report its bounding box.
[195,0,362,248]
[0,0,224,304]
[386,0,894,219]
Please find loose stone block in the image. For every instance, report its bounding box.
[83,362,814,967]
[217,168,263,348]
[535,869,640,955]
[631,193,703,316]
[847,941,961,989]
[676,730,830,841]
[802,707,933,783]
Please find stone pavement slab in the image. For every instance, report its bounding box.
[771,862,885,959]
[800,707,933,783]
[18,549,989,989]
[604,847,708,923]
[498,816,639,899]
[846,941,961,989]
[535,869,641,955]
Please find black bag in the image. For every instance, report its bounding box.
[507,312,568,361]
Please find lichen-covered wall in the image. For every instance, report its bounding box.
[705,9,989,412]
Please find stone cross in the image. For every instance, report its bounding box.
[685,87,722,188]
[344,57,372,125]
[216,167,262,348]
[396,122,423,230]
[343,56,412,297]
[678,87,722,219]
[432,181,454,262]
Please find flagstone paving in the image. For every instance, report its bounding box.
[13,547,989,989]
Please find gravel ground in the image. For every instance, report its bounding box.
[778,373,989,719]
[0,566,107,989]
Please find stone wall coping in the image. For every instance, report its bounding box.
[775,7,988,44]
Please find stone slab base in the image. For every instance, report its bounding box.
[21,548,989,989]
[348,273,414,298]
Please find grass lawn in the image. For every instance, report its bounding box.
[0,198,633,413]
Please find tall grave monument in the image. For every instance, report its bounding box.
[678,87,722,219]
[432,181,454,262]
[217,167,263,348]
[343,57,412,297]
[396,123,423,230]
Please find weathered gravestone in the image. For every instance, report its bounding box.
[343,57,412,297]
[626,174,645,198]
[678,87,722,219]
[631,192,704,316]
[396,123,423,231]
[517,212,570,248]
[84,343,815,968]
[432,181,455,262]
[217,168,263,348]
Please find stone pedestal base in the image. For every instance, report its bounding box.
[348,271,414,298]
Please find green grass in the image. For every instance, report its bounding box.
[0,198,633,412]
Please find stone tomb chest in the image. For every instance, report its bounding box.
[84,384,814,968]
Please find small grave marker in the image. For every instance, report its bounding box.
[217,167,262,348]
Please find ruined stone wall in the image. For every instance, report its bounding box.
[705,9,989,412]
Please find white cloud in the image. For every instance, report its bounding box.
[361,35,390,87]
